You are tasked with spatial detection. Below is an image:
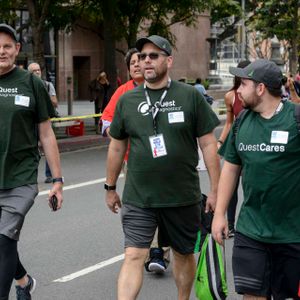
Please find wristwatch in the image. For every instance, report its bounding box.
[52,177,64,184]
[104,183,116,191]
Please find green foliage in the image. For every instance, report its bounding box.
[248,0,300,42]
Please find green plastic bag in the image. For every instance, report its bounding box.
[195,234,228,300]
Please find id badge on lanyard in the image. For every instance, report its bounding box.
[145,79,171,158]
[149,134,167,158]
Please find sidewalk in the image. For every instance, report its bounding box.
[54,100,226,153]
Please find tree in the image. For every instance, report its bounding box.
[248,0,300,74]
[77,0,217,91]
[0,0,80,74]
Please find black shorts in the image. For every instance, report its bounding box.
[121,203,201,254]
[232,232,300,299]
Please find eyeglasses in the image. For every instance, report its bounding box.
[138,52,168,61]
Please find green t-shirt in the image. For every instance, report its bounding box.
[221,101,300,243]
[0,67,55,189]
[110,80,220,208]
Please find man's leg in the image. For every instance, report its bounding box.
[0,234,18,300]
[145,228,169,273]
[15,254,28,286]
[172,249,196,300]
[118,247,149,300]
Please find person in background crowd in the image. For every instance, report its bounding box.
[217,60,250,237]
[212,59,300,300]
[88,71,110,134]
[28,62,59,184]
[105,35,220,300]
[287,75,300,103]
[194,78,206,96]
[0,23,63,300]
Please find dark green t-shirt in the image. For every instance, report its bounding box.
[221,101,300,243]
[0,67,55,189]
[110,80,220,208]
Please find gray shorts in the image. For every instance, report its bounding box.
[0,184,38,240]
[121,203,201,254]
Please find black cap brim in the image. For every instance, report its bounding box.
[229,66,250,79]
[135,36,171,55]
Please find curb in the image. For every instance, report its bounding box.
[57,135,110,153]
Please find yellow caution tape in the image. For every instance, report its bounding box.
[50,107,226,123]
[51,113,102,122]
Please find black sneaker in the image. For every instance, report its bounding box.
[146,248,166,274]
[148,258,166,274]
[16,274,36,300]
[44,177,52,184]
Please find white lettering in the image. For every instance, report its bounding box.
[238,142,285,153]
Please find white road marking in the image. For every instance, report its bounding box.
[38,175,125,282]
[53,254,125,283]
[38,174,124,196]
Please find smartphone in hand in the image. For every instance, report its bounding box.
[49,195,58,211]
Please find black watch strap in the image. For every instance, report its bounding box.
[52,177,64,184]
[104,183,116,191]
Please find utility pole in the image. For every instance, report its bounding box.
[241,0,246,60]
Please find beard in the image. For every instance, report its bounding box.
[241,94,262,110]
[143,65,168,84]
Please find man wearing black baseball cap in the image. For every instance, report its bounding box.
[0,23,18,42]
[212,59,300,299]
[0,24,63,300]
[105,34,220,300]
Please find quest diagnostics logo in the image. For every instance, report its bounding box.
[137,100,180,116]
[137,102,150,116]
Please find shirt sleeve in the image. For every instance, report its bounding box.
[101,83,128,122]
[48,82,56,96]
[218,128,242,165]
[109,95,129,140]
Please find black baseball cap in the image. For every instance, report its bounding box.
[136,35,172,55]
[0,23,18,42]
[229,59,283,89]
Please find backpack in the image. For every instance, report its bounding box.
[232,103,300,143]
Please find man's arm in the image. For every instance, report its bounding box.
[212,161,241,245]
[39,120,63,210]
[105,137,128,213]
[198,132,221,212]
[48,82,58,108]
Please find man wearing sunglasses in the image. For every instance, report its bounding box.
[105,35,220,300]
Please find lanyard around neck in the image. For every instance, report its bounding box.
[144,78,171,135]
[144,78,171,119]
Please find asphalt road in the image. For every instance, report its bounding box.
[9,139,243,300]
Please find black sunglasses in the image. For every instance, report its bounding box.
[138,52,168,61]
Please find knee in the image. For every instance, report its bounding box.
[124,248,149,265]
[173,249,195,264]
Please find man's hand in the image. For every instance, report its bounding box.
[48,182,63,211]
[212,213,228,246]
[205,191,217,212]
[106,190,122,213]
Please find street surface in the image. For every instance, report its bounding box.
[10,135,243,299]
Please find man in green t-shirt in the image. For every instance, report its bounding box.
[105,35,220,299]
[212,59,300,300]
[0,24,63,300]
